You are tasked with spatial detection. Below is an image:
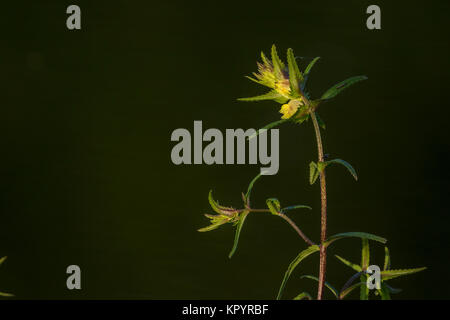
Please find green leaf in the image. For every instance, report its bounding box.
[360,275,369,300]
[276,245,320,300]
[321,75,368,100]
[304,57,320,77]
[266,198,281,215]
[309,161,319,185]
[385,283,402,294]
[245,173,263,204]
[361,239,370,270]
[378,283,391,300]
[293,292,312,300]
[380,267,427,281]
[197,218,228,232]
[339,282,364,300]
[229,211,250,258]
[208,190,233,215]
[324,232,387,248]
[300,275,338,299]
[302,57,320,90]
[335,255,362,272]
[271,44,285,77]
[0,256,6,266]
[323,159,358,181]
[383,247,391,271]
[238,90,283,102]
[281,205,312,213]
[248,119,290,141]
[287,48,303,93]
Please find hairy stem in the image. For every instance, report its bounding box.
[310,112,327,300]
[244,208,315,246]
[277,212,315,246]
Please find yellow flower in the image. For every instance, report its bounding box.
[280,99,303,119]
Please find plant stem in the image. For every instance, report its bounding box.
[277,212,315,246]
[244,208,315,246]
[310,112,328,300]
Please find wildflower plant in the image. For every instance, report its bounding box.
[198,45,426,300]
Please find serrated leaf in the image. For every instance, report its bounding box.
[384,247,391,271]
[197,219,228,232]
[229,210,249,258]
[248,119,290,141]
[361,239,370,270]
[293,292,312,300]
[380,267,427,281]
[287,48,303,94]
[281,205,312,213]
[245,173,263,205]
[324,232,387,248]
[238,90,283,102]
[271,44,284,77]
[208,190,234,215]
[300,275,338,299]
[321,75,368,100]
[339,282,364,300]
[309,161,319,185]
[324,159,358,181]
[276,245,320,300]
[266,198,281,215]
[335,255,362,272]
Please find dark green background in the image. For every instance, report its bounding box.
[1,0,449,299]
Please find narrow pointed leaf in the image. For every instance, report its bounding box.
[324,232,387,248]
[360,274,369,300]
[335,255,362,272]
[378,283,391,300]
[276,245,320,300]
[383,247,391,271]
[245,173,263,204]
[304,57,320,77]
[385,283,402,294]
[380,267,427,281]
[248,119,290,141]
[361,239,370,270]
[281,205,312,213]
[321,75,368,100]
[271,44,284,76]
[300,275,338,298]
[229,211,250,258]
[197,219,228,232]
[293,292,312,300]
[339,282,364,300]
[324,159,358,180]
[208,190,234,215]
[302,57,320,90]
[287,48,303,93]
[238,90,283,102]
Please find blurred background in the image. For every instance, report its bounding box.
[0,0,449,299]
